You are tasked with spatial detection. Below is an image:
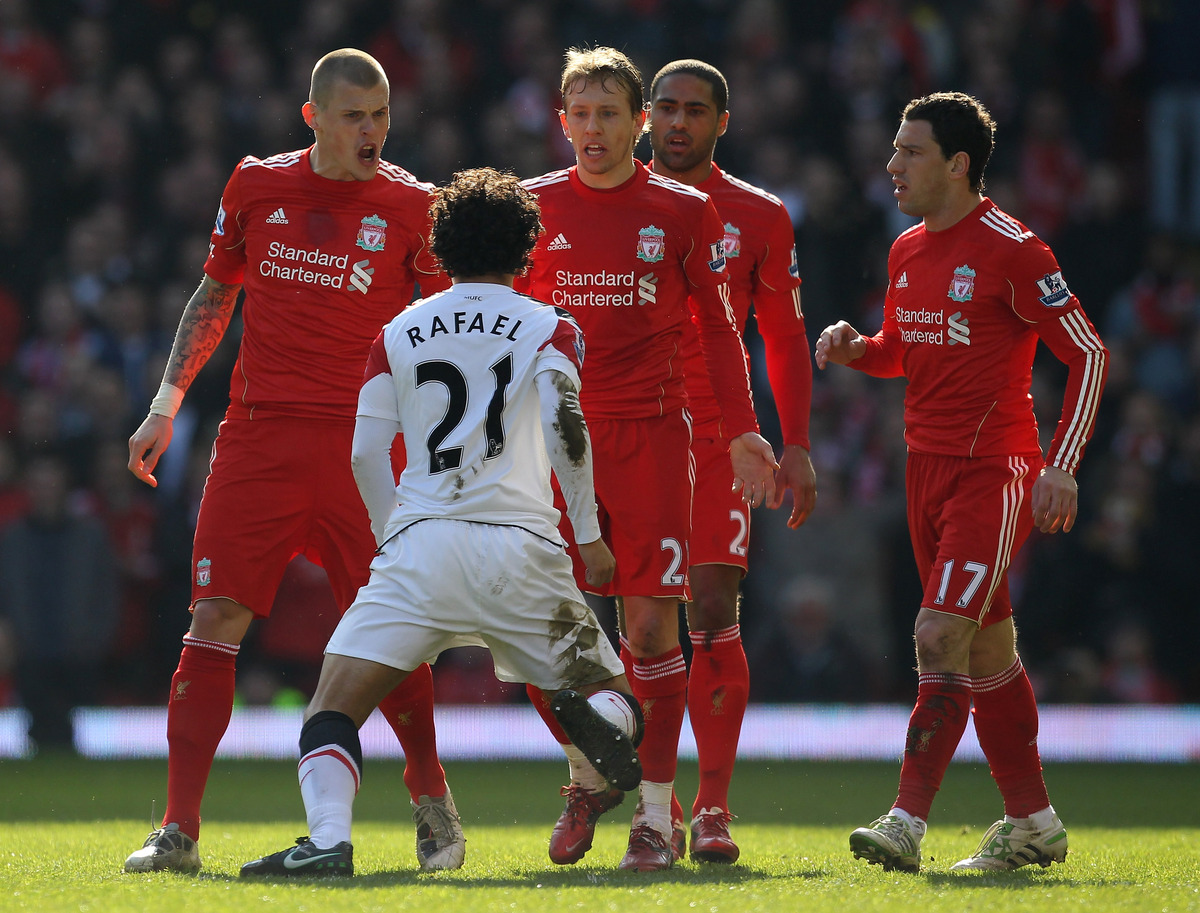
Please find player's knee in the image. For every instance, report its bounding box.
[686,593,738,632]
[189,596,253,642]
[913,613,973,671]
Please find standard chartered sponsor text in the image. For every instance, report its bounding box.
[260,242,351,287]
[894,306,943,324]
[553,269,638,307]
[900,327,943,344]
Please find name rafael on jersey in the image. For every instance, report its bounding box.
[403,308,525,347]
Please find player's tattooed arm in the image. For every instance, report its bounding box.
[161,275,242,391]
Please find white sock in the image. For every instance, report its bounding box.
[298,744,359,847]
[1012,805,1059,832]
[634,780,674,838]
[563,744,607,793]
[888,807,927,836]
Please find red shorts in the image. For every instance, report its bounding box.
[689,436,749,573]
[558,412,693,599]
[191,416,390,617]
[906,451,1041,628]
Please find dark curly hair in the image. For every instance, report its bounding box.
[429,168,543,278]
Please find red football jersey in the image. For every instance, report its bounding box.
[517,164,757,434]
[203,147,448,420]
[853,198,1107,471]
[679,163,811,445]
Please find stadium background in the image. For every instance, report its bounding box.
[0,0,1197,757]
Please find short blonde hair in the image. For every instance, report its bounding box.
[309,48,387,108]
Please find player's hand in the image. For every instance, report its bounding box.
[729,432,779,509]
[127,413,174,488]
[814,320,866,369]
[578,537,616,587]
[769,444,817,528]
[1031,465,1078,534]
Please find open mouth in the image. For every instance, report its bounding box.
[584,143,607,158]
[358,144,378,164]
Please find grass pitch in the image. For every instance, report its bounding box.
[1,758,1197,913]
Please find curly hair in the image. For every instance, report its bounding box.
[429,168,543,279]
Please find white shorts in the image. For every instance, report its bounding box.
[325,518,624,691]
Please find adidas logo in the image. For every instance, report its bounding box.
[895,271,909,288]
[266,208,289,224]
[547,232,572,250]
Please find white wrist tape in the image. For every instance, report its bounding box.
[148,383,184,419]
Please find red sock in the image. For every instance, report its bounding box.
[894,672,972,821]
[688,625,748,815]
[629,645,688,785]
[971,657,1050,817]
[377,663,446,801]
[525,682,570,744]
[162,635,239,840]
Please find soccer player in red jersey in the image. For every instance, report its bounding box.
[816,92,1107,873]
[647,59,817,864]
[123,49,462,874]
[516,47,779,872]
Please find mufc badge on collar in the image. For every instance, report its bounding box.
[636,225,665,263]
[357,214,387,251]
[947,263,976,302]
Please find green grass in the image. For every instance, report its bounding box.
[2,758,1198,912]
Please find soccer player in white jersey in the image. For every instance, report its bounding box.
[240,167,644,878]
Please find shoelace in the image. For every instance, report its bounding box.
[876,816,918,851]
[416,802,458,843]
[560,785,596,823]
[628,824,667,852]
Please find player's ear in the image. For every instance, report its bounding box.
[949,150,969,180]
[302,101,318,131]
[717,110,730,138]
[558,108,569,138]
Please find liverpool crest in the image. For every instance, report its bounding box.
[723,222,742,258]
[196,557,211,587]
[948,264,976,302]
[636,225,665,263]
[357,214,387,251]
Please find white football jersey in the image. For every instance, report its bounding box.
[357,282,586,543]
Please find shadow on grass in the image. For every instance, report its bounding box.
[210,863,825,888]
[922,869,1135,889]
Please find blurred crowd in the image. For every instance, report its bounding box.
[1,0,1197,739]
